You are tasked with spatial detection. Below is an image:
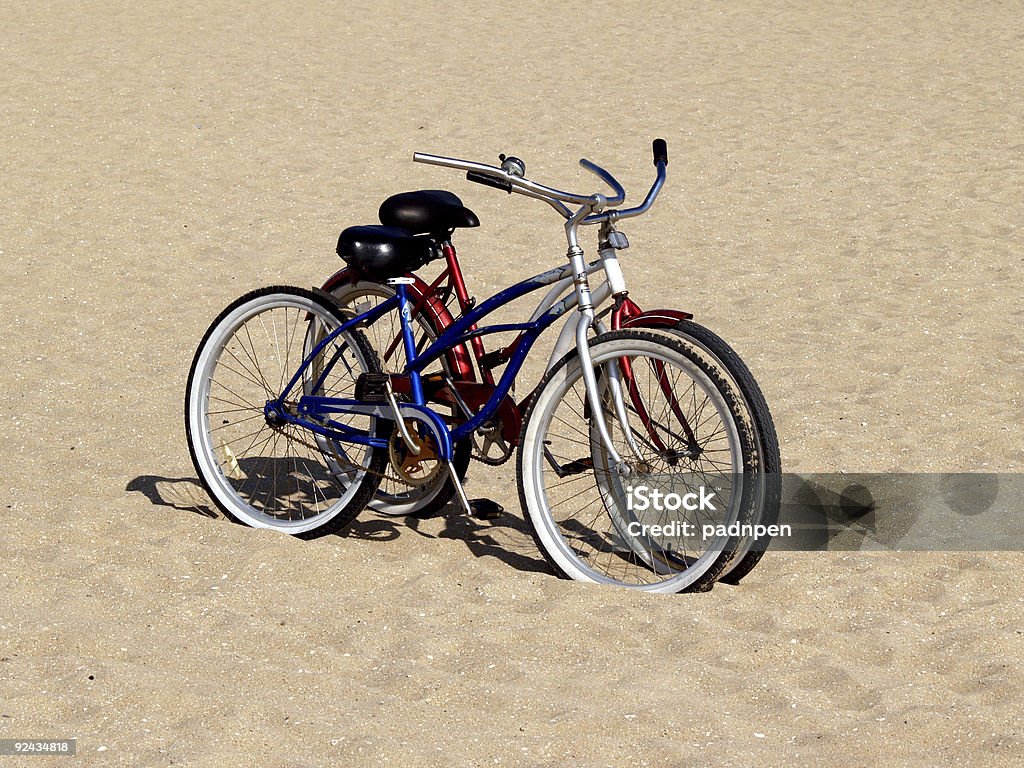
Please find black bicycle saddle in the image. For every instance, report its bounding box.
[336,225,439,279]
[378,190,479,235]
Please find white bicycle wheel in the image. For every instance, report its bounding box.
[517,331,758,592]
[185,286,385,537]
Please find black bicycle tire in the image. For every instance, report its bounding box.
[669,320,781,584]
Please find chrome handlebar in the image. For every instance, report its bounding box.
[586,160,666,224]
[577,159,626,206]
[412,141,666,224]
[412,152,594,215]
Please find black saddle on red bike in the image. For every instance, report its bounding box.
[336,225,439,279]
[378,190,479,235]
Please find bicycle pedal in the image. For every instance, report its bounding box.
[469,498,504,520]
[355,372,390,403]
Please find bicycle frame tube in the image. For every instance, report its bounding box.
[449,310,567,441]
[402,263,586,441]
[409,261,577,374]
[324,246,611,385]
[287,260,580,448]
[321,266,477,382]
[278,295,399,402]
[394,281,426,406]
[441,241,494,386]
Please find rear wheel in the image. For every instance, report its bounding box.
[185,286,384,537]
[329,278,471,517]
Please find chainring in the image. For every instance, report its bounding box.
[388,422,443,486]
[471,418,514,466]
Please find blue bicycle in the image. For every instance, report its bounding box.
[185,140,766,592]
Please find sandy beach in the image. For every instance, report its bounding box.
[2,1,1022,764]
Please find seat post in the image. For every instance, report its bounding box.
[441,239,495,387]
[387,277,425,406]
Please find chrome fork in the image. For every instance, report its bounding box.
[565,206,643,472]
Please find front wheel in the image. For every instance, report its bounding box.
[663,320,781,583]
[517,331,760,593]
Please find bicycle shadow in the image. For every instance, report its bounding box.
[784,474,919,550]
[125,474,553,575]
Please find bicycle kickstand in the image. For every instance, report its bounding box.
[446,462,473,516]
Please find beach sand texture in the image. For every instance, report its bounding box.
[2,1,1022,764]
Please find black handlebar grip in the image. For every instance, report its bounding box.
[652,138,668,167]
[466,171,513,194]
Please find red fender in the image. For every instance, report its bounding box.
[609,296,697,452]
[611,296,692,331]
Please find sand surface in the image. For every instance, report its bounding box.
[2,1,1022,765]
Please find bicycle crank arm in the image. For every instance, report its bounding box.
[385,380,420,455]
[446,461,473,515]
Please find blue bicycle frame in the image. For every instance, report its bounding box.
[270,260,584,462]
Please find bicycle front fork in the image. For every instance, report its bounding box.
[567,247,644,474]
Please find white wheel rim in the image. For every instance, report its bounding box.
[521,338,745,592]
